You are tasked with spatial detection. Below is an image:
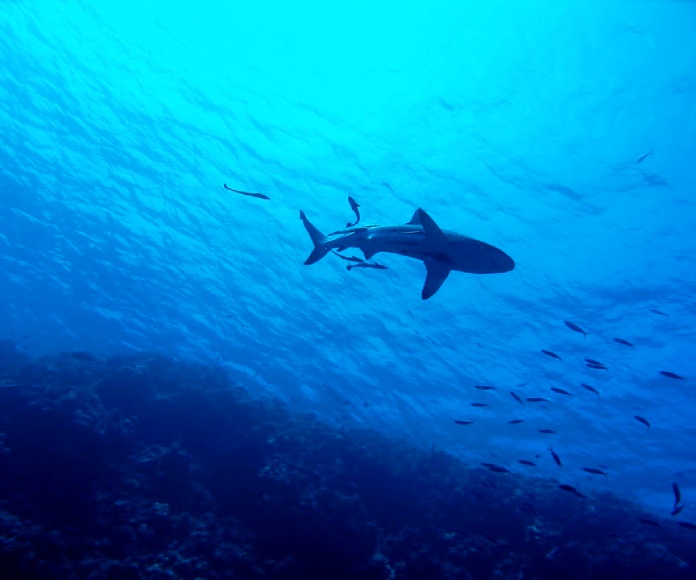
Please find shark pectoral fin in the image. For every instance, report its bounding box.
[422,260,451,300]
[417,209,449,247]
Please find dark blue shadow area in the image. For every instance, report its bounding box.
[0,340,694,579]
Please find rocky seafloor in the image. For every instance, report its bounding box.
[0,341,694,579]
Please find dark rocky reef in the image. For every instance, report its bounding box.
[0,340,693,578]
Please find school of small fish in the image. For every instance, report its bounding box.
[453,316,691,531]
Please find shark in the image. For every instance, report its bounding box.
[299,208,515,299]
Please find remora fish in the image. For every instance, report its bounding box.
[346,262,387,272]
[223,183,270,200]
[299,209,515,300]
[346,196,361,227]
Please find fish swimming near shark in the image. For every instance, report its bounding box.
[299,208,515,299]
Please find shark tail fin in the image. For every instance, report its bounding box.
[300,211,331,265]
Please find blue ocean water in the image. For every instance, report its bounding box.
[1,0,696,576]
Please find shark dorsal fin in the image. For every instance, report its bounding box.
[407,210,422,225]
[417,209,449,246]
[422,260,451,300]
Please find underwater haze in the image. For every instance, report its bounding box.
[1,0,696,577]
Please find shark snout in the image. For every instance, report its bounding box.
[498,251,515,272]
[490,249,515,273]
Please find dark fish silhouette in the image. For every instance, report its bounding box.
[346,196,361,227]
[471,403,489,408]
[481,463,498,468]
[635,149,654,164]
[559,484,586,498]
[582,467,608,476]
[563,320,588,337]
[585,358,604,366]
[518,460,536,466]
[454,420,474,425]
[510,391,523,404]
[580,383,600,394]
[673,482,682,506]
[649,308,668,316]
[549,448,562,467]
[541,349,562,361]
[613,338,634,347]
[475,385,496,391]
[346,262,387,271]
[586,363,607,370]
[678,522,696,530]
[508,419,525,424]
[551,387,572,397]
[538,429,556,434]
[223,183,270,200]
[671,505,685,517]
[634,415,651,429]
[660,371,684,380]
[639,518,660,527]
[488,466,511,474]
[526,397,548,403]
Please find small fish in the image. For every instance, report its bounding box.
[639,518,660,527]
[635,149,654,164]
[475,385,496,391]
[541,349,562,361]
[549,448,562,467]
[481,463,499,468]
[346,196,361,227]
[634,415,651,429]
[613,338,634,347]
[346,262,387,271]
[660,371,684,380]
[488,466,511,474]
[550,387,572,397]
[678,522,696,530]
[508,419,525,424]
[223,183,270,200]
[563,320,588,337]
[671,505,685,517]
[586,363,607,370]
[510,391,523,405]
[518,460,536,466]
[673,482,682,506]
[526,397,548,403]
[585,358,604,366]
[580,383,600,394]
[454,420,474,425]
[471,403,489,408]
[538,429,556,434]
[649,308,668,316]
[582,467,608,477]
[559,484,586,498]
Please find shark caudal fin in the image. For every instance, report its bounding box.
[300,211,331,265]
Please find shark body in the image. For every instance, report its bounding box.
[300,208,514,299]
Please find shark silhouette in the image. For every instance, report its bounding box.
[300,208,514,299]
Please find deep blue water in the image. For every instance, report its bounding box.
[1,1,695,577]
